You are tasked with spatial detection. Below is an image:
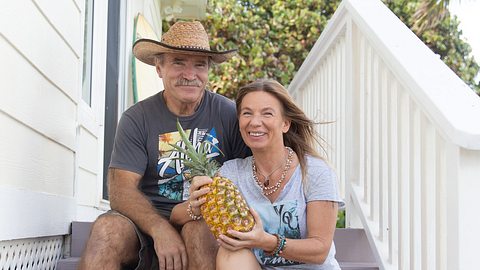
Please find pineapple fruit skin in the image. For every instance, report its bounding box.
[200,176,255,239]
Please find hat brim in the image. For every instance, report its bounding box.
[133,39,237,66]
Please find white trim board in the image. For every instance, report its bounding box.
[0,186,76,241]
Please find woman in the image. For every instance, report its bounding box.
[188,79,343,269]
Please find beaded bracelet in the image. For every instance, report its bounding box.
[266,234,287,256]
[186,201,202,221]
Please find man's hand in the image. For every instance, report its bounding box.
[109,168,188,269]
[151,225,188,270]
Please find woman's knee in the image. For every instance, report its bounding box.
[216,247,260,270]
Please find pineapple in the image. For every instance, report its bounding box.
[170,120,255,239]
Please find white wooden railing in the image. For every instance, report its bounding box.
[288,0,480,269]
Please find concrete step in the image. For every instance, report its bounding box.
[57,221,92,270]
[56,257,81,270]
[334,228,379,269]
[57,223,379,270]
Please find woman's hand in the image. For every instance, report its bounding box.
[217,208,276,252]
[188,176,212,216]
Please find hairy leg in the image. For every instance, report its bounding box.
[216,247,261,270]
[181,221,218,270]
[78,213,140,270]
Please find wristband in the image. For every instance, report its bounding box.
[186,201,202,221]
[265,234,287,256]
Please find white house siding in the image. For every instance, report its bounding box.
[0,0,82,241]
[0,0,165,242]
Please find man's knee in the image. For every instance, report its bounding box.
[87,213,139,252]
[181,221,215,243]
[181,221,217,269]
[79,214,141,270]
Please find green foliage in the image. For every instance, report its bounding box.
[204,0,341,98]
[336,209,345,228]
[164,0,340,98]
[162,0,479,98]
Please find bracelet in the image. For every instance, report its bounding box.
[265,234,287,256]
[186,201,202,221]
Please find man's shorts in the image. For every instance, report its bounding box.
[101,210,158,270]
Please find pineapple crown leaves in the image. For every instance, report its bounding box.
[169,120,224,178]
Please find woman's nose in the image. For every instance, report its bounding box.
[249,115,262,126]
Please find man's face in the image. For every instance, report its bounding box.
[156,53,209,106]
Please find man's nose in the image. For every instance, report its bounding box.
[182,65,196,80]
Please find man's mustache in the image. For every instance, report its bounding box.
[175,79,201,87]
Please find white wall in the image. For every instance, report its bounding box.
[0,0,165,240]
[0,0,82,240]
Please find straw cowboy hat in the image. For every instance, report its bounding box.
[133,21,237,66]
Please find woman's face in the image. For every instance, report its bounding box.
[238,91,290,152]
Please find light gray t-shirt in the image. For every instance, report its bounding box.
[220,155,343,270]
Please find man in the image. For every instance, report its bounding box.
[79,21,249,270]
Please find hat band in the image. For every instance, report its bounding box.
[177,45,210,50]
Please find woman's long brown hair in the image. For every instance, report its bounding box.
[236,79,328,182]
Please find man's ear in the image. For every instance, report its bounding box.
[155,64,163,78]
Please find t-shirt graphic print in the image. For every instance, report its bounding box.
[157,127,221,201]
[255,200,303,267]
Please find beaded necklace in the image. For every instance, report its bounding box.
[252,146,294,196]
[254,161,284,187]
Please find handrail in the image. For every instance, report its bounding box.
[289,0,480,150]
[288,0,480,269]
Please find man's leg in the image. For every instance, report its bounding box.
[78,213,140,270]
[181,221,218,270]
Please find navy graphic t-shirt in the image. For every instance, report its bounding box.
[110,90,249,218]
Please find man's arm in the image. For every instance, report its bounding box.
[108,168,188,270]
[108,168,168,235]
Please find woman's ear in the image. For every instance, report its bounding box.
[282,119,291,133]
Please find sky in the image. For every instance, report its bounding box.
[449,0,480,78]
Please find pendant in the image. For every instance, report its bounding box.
[264,178,269,187]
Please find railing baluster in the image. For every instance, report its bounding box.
[365,41,372,208]
[421,116,436,270]
[410,104,422,270]
[389,78,399,267]
[436,135,447,270]
[371,52,379,226]
[398,87,410,270]
[379,64,389,243]
[359,34,366,192]
[340,37,347,197]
